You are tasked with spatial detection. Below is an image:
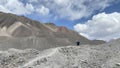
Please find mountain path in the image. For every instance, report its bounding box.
[21,48,58,67]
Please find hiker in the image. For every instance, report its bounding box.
[76,41,80,46]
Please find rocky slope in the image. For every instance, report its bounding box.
[0,12,105,50]
[0,39,120,68]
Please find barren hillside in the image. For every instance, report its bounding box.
[0,39,119,68]
[0,12,105,50]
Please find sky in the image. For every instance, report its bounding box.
[0,0,120,41]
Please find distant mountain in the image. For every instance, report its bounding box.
[0,12,105,50]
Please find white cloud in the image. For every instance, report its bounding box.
[25,3,34,13]
[0,0,49,15]
[0,0,119,20]
[36,6,50,15]
[0,5,11,13]
[0,0,29,15]
[40,0,119,20]
[28,0,38,3]
[74,12,120,41]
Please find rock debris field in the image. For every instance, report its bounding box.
[0,39,120,68]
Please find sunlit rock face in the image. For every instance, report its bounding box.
[0,39,120,68]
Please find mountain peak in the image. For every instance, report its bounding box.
[56,26,71,33]
[45,23,56,26]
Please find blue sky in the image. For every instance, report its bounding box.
[25,0,120,30]
[0,0,120,41]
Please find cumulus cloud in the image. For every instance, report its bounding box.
[36,6,49,15]
[0,0,30,15]
[0,5,11,13]
[74,12,120,41]
[25,3,34,12]
[28,0,38,3]
[0,0,49,15]
[4,0,27,14]
[41,0,118,20]
[0,0,119,20]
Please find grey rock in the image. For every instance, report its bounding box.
[0,39,119,68]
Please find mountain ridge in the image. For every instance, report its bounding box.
[0,12,105,50]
